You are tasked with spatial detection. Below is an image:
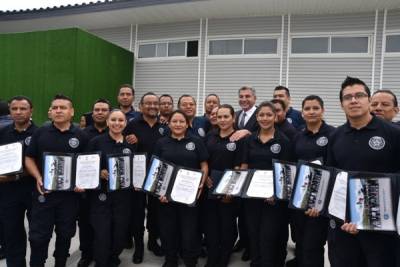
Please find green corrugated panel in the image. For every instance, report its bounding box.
[0,28,133,124]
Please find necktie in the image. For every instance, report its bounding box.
[239,112,246,129]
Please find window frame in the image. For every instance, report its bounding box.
[384,32,400,57]
[207,34,280,59]
[289,32,373,58]
[137,37,199,61]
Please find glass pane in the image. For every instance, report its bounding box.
[168,42,185,57]
[138,44,156,58]
[386,35,400,53]
[331,37,369,53]
[209,39,242,55]
[156,43,167,57]
[244,39,277,54]
[291,37,329,54]
[187,40,198,57]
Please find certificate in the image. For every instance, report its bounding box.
[290,162,332,212]
[143,156,175,196]
[108,155,131,191]
[242,170,274,199]
[75,153,100,189]
[169,168,203,206]
[132,154,147,189]
[214,170,249,196]
[348,176,395,231]
[328,171,348,221]
[273,160,297,200]
[43,153,73,191]
[0,142,23,176]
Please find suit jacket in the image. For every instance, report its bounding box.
[235,109,259,133]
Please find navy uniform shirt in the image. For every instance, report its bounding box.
[276,119,299,141]
[241,130,293,170]
[153,135,208,170]
[327,115,400,173]
[123,107,141,123]
[187,116,211,139]
[286,107,305,131]
[26,123,89,173]
[294,121,335,164]
[83,125,108,141]
[0,122,38,182]
[205,130,243,171]
[124,114,168,157]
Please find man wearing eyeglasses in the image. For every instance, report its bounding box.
[326,76,400,267]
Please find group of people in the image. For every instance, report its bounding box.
[0,76,400,267]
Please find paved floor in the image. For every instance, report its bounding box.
[0,228,330,267]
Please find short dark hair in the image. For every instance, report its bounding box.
[109,108,127,120]
[177,94,196,108]
[118,84,135,95]
[52,94,73,106]
[340,76,370,102]
[0,100,9,116]
[270,98,286,111]
[274,85,290,97]
[238,86,256,96]
[140,92,158,105]
[168,110,190,125]
[372,89,398,107]
[302,95,324,109]
[205,93,220,102]
[8,95,33,109]
[160,94,174,104]
[255,101,276,116]
[92,98,112,111]
[218,104,235,117]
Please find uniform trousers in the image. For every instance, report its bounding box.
[77,193,93,259]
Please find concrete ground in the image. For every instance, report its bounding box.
[0,227,330,267]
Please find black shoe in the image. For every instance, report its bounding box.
[241,249,250,262]
[286,258,298,267]
[132,242,144,264]
[77,257,93,267]
[232,240,243,253]
[147,238,164,256]
[0,247,4,260]
[162,261,178,267]
[55,258,67,267]
[125,238,134,249]
[200,247,207,258]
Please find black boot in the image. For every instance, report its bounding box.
[132,236,144,264]
[147,233,164,256]
[77,255,93,267]
[55,258,67,267]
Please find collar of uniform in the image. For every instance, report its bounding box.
[105,132,125,144]
[286,107,294,116]
[50,122,75,133]
[171,135,190,142]
[304,121,327,136]
[13,121,35,133]
[344,114,378,133]
[253,129,281,144]
[89,125,108,134]
[137,113,161,127]
[215,129,234,140]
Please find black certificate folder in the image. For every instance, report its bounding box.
[0,141,24,176]
[272,160,297,201]
[168,167,203,207]
[290,161,333,213]
[348,173,397,232]
[43,153,74,191]
[241,170,274,199]
[143,156,175,197]
[212,170,250,197]
[107,154,132,191]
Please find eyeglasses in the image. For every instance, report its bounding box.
[342,92,368,102]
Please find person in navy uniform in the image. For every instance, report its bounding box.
[153,110,208,267]
[327,76,400,267]
[370,89,399,123]
[203,94,220,120]
[273,86,305,130]
[117,84,141,122]
[271,99,298,141]
[0,96,37,267]
[77,99,111,267]
[240,101,293,267]
[204,104,243,267]
[124,92,166,263]
[25,94,88,267]
[178,95,210,139]
[292,95,335,267]
[85,109,136,267]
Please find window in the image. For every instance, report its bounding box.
[138,40,198,58]
[331,37,369,53]
[244,39,278,54]
[386,35,400,53]
[291,35,370,55]
[208,37,279,56]
[291,37,329,54]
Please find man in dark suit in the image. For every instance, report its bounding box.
[232,86,258,140]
